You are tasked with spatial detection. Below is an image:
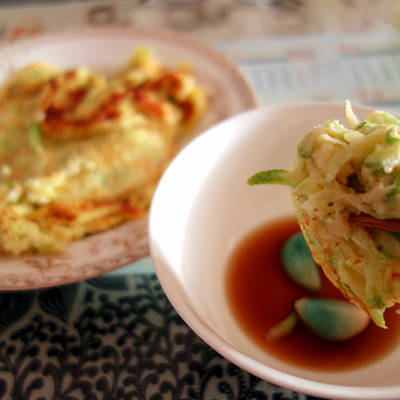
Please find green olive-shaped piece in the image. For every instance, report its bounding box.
[281,232,321,292]
[294,297,370,341]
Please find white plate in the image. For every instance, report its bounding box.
[149,102,400,400]
[0,27,257,290]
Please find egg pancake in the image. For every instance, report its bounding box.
[0,48,207,255]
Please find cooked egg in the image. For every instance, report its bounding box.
[0,48,207,256]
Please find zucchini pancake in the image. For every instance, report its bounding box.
[248,102,400,328]
[0,48,207,255]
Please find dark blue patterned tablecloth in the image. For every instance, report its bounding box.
[0,273,326,400]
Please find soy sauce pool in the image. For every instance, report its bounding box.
[226,217,400,371]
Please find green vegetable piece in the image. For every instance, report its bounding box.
[355,121,368,130]
[386,127,398,144]
[366,111,400,125]
[392,170,400,186]
[384,187,400,202]
[363,159,381,169]
[370,167,385,177]
[368,229,395,259]
[281,232,321,292]
[265,311,297,344]
[294,297,370,341]
[297,141,313,158]
[247,169,292,186]
[38,244,55,253]
[364,140,400,169]
[126,47,151,69]
[28,122,43,153]
[369,293,386,309]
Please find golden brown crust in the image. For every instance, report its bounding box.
[38,70,133,140]
[292,191,381,323]
[0,50,207,256]
[38,68,207,142]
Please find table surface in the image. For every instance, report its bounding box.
[0,1,399,399]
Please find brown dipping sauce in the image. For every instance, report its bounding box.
[226,217,400,372]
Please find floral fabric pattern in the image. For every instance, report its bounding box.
[0,273,321,400]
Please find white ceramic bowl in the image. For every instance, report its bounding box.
[149,101,400,400]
